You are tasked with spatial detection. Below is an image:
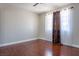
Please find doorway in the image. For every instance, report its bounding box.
[53,11,61,44]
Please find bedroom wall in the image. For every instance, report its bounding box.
[38,13,53,41]
[60,3,79,48]
[0,5,39,45]
[71,4,79,47]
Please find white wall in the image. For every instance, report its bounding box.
[38,13,53,41]
[38,14,45,39]
[60,3,79,48]
[0,5,39,45]
[71,4,79,46]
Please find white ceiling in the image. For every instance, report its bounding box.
[0,3,70,14]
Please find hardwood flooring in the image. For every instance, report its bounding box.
[0,39,79,56]
[53,44,79,56]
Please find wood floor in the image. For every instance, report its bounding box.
[0,39,79,56]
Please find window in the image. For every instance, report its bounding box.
[45,13,53,32]
[60,8,71,34]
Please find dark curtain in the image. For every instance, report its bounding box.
[53,11,61,44]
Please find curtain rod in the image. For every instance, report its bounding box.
[46,6,74,14]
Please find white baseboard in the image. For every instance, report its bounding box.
[1,38,79,48]
[71,44,79,48]
[0,38,37,47]
[62,42,79,48]
[0,38,52,47]
[38,37,52,42]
